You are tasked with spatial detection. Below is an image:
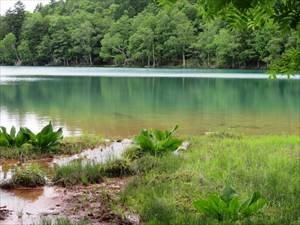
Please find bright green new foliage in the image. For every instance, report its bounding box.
[0,126,32,147]
[193,186,267,221]
[31,122,63,150]
[0,122,63,151]
[134,125,182,156]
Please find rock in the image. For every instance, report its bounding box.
[125,213,140,225]
[174,141,190,155]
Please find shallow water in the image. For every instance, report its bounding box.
[1,66,299,136]
[53,139,132,166]
[0,186,62,225]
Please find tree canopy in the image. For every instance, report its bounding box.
[0,0,299,75]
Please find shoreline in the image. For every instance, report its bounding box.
[2,66,300,79]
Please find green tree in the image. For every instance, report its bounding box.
[48,16,72,65]
[192,19,221,67]
[213,28,240,68]
[100,15,132,65]
[0,17,9,40]
[166,9,195,67]
[5,1,26,42]
[0,33,19,64]
[17,40,33,64]
[129,11,157,66]
[21,13,49,63]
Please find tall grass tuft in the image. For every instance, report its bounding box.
[3,163,46,188]
[52,159,132,186]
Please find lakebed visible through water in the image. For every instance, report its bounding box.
[0,66,300,224]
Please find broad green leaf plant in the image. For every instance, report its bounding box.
[193,186,267,222]
[0,122,63,151]
[0,126,33,147]
[134,125,182,156]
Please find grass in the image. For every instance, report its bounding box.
[1,163,46,188]
[52,158,131,186]
[52,160,104,186]
[38,217,88,225]
[119,135,300,225]
[0,134,104,160]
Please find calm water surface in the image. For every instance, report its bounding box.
[0,66,299,137]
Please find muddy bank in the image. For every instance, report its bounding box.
[61,178,139,225]
[0,139,134,224]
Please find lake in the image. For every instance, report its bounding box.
[0,66,299,137]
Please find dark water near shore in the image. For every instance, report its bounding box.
[1,67,300,136]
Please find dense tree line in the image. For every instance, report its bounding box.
[0,0,299,70]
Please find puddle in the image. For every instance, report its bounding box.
[0,186,62,225]
[0,139,133,224]
[0,161,18,183]
[53,139,132,166]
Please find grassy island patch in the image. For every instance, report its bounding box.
[1,163,46,188]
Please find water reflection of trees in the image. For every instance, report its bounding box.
[1,77,299,115]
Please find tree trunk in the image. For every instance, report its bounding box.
[147,55,150,67]
[182,51,186,67]
[207,52,210,67]
[152,44,156,68]
[13,44,20,62]
[89,53,93,65]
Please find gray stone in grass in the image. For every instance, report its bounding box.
[174,141,190,155]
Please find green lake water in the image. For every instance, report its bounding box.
[0,67,299,137]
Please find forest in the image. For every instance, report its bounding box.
[0,0,299,71]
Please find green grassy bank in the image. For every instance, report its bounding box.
[119,134,300,225]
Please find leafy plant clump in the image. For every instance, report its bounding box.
[0,126,32,147]
[4,163,46,188]
[31,122,63,151]
[0,122,63,152]
[193,186,267,222]
[134,125,183,156]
